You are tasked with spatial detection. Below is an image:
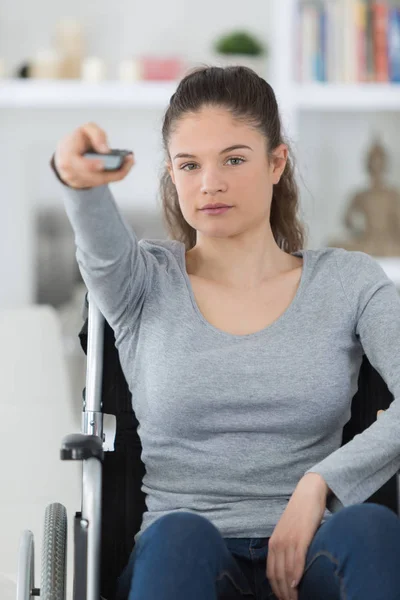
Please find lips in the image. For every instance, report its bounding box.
[200,204,232,210]
[201,206,232,215]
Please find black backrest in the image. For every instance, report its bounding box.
[78,316,395,600]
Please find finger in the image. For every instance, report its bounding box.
[100,154,135,183]
[81,122,110,153]
[275,548,292,600]
[79,156,109,173]
[291,548,307,595]
[284,546,298,600]
[87,153,135,185]
[266,550,280,599]
[267,548,287,600]
[77,152,134,173]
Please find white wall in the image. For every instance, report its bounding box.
[0,306,81,600]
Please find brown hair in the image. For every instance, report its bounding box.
[159,65,306,253]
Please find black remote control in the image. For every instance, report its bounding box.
[83,149,133,171]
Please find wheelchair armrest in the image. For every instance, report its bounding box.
[60,433,104,462]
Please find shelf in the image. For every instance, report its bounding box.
[2,79,399,113]
[0,79,179,109]
[295,83,400,112]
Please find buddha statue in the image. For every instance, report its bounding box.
[329,137,400,256]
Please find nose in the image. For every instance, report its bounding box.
[200,168,228,195]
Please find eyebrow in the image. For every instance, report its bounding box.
[173,144,253,160]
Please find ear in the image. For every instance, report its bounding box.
[167,162,176,186]
[270,144,288,185]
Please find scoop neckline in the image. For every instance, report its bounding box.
[179,244,310,340]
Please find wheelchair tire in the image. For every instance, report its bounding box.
[41,503,67,600]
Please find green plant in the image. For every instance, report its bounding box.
[213,30,266,56]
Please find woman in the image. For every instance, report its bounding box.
[52,66,400,600]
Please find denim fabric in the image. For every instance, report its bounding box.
[116,503,400,600]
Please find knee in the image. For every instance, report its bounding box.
[325,502,400,547]
[140,511,222,552]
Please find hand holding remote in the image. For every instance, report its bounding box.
[54,122,134,189]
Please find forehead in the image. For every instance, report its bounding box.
[170,106,255,145]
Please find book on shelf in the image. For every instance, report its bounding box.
[296,0,400,84]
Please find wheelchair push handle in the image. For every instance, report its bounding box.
[82,294,106,438]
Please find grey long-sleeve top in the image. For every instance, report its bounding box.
[58,180,400,542]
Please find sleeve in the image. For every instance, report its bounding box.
[50,154,150,334]
[304,250,400,512]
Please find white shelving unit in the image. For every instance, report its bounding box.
[268,0,400,286]
[0,0,398,119]
[295,83,400,112]
[0,79,178,108]
[269,0,400,134]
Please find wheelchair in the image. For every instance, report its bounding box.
[16,292,400,600]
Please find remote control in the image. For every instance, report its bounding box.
[83,149,133,171]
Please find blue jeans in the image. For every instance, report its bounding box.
[116,503,400,599]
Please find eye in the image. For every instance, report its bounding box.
[180,162,197,171]
[226,157,245,166]
[179,156,246,171]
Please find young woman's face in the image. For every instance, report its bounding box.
[167,105,287,239]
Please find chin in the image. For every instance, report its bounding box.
[197,224,245,239]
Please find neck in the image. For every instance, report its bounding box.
[370,175,383,189]
[186,227,298,290]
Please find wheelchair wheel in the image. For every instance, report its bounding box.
[41,503,67,600]
[16,530,35,600]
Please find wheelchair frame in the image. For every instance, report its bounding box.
[70,293,105,600]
